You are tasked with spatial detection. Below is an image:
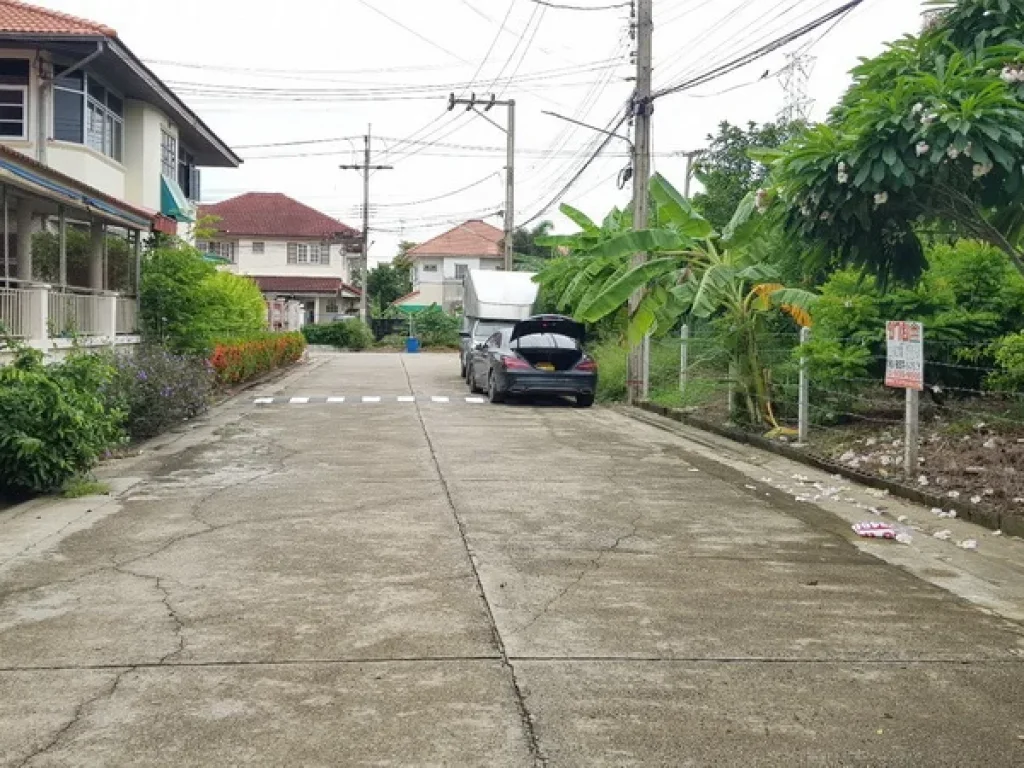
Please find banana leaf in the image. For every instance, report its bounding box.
[650,173,715,239]
[579,258,681,323]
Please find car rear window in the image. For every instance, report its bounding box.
[513,333,579,349]
[475,321,511,338]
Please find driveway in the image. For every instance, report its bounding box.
[1,351,1023,766]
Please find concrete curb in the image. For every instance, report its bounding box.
[633,401,1022,538]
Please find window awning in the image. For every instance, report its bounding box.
[160,174,195,222]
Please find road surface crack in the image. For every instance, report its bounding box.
[399,356,547,767]
[15,667,134,767]
[516,511,644,636]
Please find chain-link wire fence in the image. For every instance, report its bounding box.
[644,325,1024,513]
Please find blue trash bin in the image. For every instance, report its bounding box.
[406,337,421,353]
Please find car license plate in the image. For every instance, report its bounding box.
[535,362,555,371]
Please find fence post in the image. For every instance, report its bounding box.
[905,387,919,476]
[798,326,810,444]
[679,324,689,395]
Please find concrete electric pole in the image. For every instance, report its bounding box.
[340,125,392,323]
[627,0,653,405]
[448,93,516,271]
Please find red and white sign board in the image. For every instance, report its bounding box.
[885,321,924,390]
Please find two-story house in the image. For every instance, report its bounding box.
[0,0,239,352]
[393,219,504,313]
[198,193,362,326]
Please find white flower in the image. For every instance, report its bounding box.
[819,211,831,221]
[911,102,924,115]
[915,141,930,157]
[1001,67,1015,83]
[946,145,960,160]
[838,161,848,173]
[972,163,994,178]
[837,170,849,184]
[874,191,889,206]
[921,112,938,126]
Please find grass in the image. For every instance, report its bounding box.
[62,478,111,499]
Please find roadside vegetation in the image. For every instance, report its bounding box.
[533,0,1024,513]
[1,242,307,498]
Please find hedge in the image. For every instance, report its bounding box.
[210,332,306,387]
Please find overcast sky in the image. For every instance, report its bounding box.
[43,0,926,262]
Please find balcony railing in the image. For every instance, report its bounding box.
[442,280,465,312]
[0,280,32,337]
[0,281,138,346]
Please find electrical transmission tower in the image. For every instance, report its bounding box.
[777,50,816,123]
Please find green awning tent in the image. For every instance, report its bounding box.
[161,175,195,223]
[201,252,231,265]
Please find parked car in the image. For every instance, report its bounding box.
[459,318,516,378]
[465,315,598,407]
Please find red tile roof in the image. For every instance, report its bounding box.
[251,276,361,295]
[200,193,359,239]
[0,0,116,37]
[407,219,504,259]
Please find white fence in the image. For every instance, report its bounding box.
[0,282,138,345]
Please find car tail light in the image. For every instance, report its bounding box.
[574,357,597,372]
[502,355,532,370]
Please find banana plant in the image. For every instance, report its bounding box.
[534,174,818,426]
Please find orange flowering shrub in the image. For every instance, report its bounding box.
[209,332,306,388]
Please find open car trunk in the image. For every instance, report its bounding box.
[513,335,584,371]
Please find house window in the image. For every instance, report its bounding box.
[454,264,469,280]
[325,299,339,314]
[252,242,265,254]
[198,240,236,263]
[161,130,177,179]
[177,145,201,201]
[422,264,438,273]
[287,242,330,265]
[0,59,30,140]
[53,68,123,161]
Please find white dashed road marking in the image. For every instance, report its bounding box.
[253,395,516,407]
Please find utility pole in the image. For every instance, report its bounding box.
[448,93,515,271]
[340,125,392,323]
[627,0,653,405]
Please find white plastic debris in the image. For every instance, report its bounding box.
[917,475,930,486]
[983,438,997,449]
[971,495,983,504]
[930,507,944,516]
[853,521,897,539]
[744,484,757,490]
[895,533,913,545]
[959,539,978,551]
[947,510,957,519]
[897,515,909,523]
[933,530,954,541]
[840,450,857,463]
[993,530,1003,537]
[947,490,961,499]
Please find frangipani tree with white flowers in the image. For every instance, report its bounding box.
[761,0,1024,283]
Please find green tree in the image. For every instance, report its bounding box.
[765,0,1024,282]
[691,120,801,231]
[513,220,555,271]
[367,260,413,310]
[140,245,266,352]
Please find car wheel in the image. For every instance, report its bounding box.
[575,393,595,408]
[487,372,505,404]
[466,366,480,393]
[459,356,467,379]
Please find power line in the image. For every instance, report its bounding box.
[653,0,866,100]
[529,0,631,8]
[355,0,472,64]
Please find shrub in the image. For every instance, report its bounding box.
[140,245,267,353]
[0,346,124,495]
[989,332,1024,393]
[302,320,374,350]
[412,306,460,348]
[376,334,407,348]
[590,338,682,403]
[210,332,306,387]
[106,345,214,440]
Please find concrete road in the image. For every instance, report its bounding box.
[2,352,1023,767]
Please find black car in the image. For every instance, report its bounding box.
[465,315,598,407]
